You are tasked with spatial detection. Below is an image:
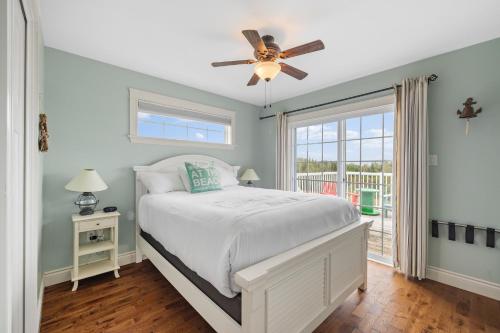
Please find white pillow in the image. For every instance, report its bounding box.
[177,166,192,192]
[139,172,185,194]
[177,165,238,191]
[216,167,239,187]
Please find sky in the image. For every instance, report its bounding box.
[137,112,226,143]
[296,112,394,162]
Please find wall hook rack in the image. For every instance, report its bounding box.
[430,219,498,248]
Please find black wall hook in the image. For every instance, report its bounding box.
[431,220,439,238]
[487,228,496,248]
[465,225,474,244]
[448,223,456,241]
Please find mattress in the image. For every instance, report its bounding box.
[141,229,242,324]
[138,186,359,298]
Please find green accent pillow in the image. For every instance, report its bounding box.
[184,162,222,193]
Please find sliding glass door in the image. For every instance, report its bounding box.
[295,122,338,194]
[292,104,394,264]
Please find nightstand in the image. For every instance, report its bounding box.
[71,210,120,291]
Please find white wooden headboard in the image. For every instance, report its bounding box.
[132,154,240,261]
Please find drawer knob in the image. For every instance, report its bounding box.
[96,223,100,225]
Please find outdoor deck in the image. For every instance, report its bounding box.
[363,212,392,259]
[296,171,393,261]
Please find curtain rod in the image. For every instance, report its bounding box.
[259,74,438,120]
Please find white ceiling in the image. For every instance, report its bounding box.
[40,0,500,106]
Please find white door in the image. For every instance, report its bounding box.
[10,0,27,331]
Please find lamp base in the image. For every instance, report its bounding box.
[75,192,98,215]
[246,180,255,187]
[79,207,95,216]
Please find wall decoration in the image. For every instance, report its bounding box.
[457,97,482,135]
[38,113,49,152]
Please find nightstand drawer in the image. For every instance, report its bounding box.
[78,217,116,232]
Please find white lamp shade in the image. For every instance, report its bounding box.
[65,169,108,192]
[254,61,281,81]
[240,169,260,181]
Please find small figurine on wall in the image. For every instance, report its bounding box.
[457,97,482,136]
[38,113,49,152]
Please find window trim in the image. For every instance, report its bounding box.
[288,95,394,127]
[129,88,236,149]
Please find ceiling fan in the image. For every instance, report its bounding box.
[212,30,325,86]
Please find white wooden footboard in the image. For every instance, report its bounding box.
[136,219,371,333]
[235,220,371,333]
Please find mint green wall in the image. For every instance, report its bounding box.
[43,47,260,272]
[257,38,500,284]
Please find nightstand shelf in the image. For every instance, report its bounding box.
[78,240,115,256]
[72,259,119,281]
[72,210,120,291]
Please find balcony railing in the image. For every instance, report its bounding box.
[295,171,394,260]
[295,171,392,207]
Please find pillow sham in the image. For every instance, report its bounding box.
[216,166,239,187]
[139,171,185,194]
[183,162,222,193]
[178,165,238,190]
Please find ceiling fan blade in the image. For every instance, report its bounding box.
[279,40,325,59]
[212,60,255,67]
[242,30,268,56]
[247,73,260,86]
[280,63,308,80]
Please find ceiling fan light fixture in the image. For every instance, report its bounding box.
[212,30,323,85]
[254,61,281,81]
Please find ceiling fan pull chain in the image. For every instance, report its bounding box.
[264,80,267,110]
[269,82,272,109]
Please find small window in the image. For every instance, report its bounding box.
[130,89,235,148]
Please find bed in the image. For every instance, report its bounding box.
[134,155,372,333]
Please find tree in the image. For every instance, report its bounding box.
[297,159,392,174]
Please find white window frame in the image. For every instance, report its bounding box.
[129,88,236,149]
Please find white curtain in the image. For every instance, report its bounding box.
[394,76,428,279]
[276,112,290,191]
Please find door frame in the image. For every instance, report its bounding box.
[23,0,43,332]
[0,0,42,332]
[286,95,396,264]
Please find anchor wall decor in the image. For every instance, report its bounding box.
[457,97,482,135]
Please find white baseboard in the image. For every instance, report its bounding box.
[43,251,136,287]
[426,266,500,301]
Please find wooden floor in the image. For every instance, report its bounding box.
[41,261,500,333]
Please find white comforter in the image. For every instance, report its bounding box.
[138,186,359,297]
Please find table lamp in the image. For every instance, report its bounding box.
[65,169,108,215]
[240,169,260,186]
